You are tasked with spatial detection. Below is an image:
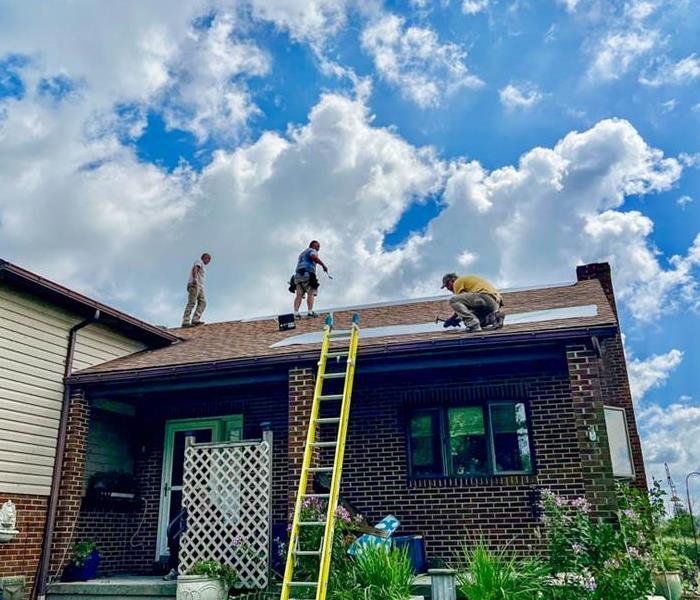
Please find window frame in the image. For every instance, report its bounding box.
[604,405,636,480]
[407,400,535,479]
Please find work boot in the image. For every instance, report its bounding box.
[482,310,505,330]
[180,322,191,328]
[191,320,205,326]
[463,319,482,333]
[306,311,319,318]
[163,569,178,581]
[294,312,302,319]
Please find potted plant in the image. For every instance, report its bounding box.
[176,560,238,600]
[653,545,683,600]
[61,540,100,582]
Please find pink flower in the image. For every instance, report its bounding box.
[570,497,591,513]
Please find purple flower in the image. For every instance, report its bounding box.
[622,508,637,520]
[571,543,584,556]
[555,495,568,508]
[628,546,641,558]
[570,497,591,513]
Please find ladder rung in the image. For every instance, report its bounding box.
[294,550,321,556]
[321,372,346,379]
[290,581,318,587]
[311,441,337,448]
[319,394,344,401]
[307,466,333,473]
[326,351,349,358]
[299,521,326,526]
[329,330,351,338]
[315,417,340,425]
[303,493,330,498]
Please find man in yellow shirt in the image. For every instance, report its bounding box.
[441,273,504,332]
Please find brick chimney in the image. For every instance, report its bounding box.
[576,262,618,319]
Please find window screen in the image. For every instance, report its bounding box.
[490,403,532,473]
[409,411,443,476]
[448,407,488,476]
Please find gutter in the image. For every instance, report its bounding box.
[69,324,618,387]
[36,310,100,600]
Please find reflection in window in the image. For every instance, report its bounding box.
[604,407,634,479]
[409,411,443,477]
[491,403,532,473]
[449,407,487,476]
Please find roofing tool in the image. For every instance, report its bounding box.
[324,270,334,280]
[281,312,360,600]
[436,314,462,328]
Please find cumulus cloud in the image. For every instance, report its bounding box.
[588,29,659,81]
[640,54,700,87]
[627,348,684,402]
[558,0,581,12]
[499,83,543,110]
[360,14,484,108]
[639,402,700,497]
[462,0,490,15]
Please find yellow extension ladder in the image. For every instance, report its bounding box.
[280,312,360,600]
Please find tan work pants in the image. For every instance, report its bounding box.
[182,283,206,325]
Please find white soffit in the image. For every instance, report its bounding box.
[270,304,598,348]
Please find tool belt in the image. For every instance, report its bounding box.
[288,270,319,293]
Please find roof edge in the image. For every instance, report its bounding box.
[0,259,178,346]
[68,324,618,386]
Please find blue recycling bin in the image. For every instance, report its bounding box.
[392,535,427,574]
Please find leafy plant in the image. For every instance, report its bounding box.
[329,545,414,600]
[190,559,239,592]
[72,540,97,567]
[455,540,548,600]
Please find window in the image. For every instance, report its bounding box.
[604,406,634,479]
[408,402,533,478]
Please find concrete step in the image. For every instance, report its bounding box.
[47,576,176,600]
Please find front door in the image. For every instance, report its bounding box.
[156,416,242,559]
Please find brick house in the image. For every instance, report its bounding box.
[36,262,645,594]
[0,260,176,599]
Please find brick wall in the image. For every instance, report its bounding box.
[0,493,48,595]
[576,262,647,489]
[50,388,89,579]
[330,363,605,560]
[287,367,316,513]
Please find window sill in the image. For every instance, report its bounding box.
[407,473,537,489]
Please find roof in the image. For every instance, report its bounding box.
[0,259,178,347]
[72,278,617,382]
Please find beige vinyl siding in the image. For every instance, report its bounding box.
[0,285,147,496]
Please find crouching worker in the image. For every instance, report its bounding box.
[290,240,329,318]
[441,272,504,333]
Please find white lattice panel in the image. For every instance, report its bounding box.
[179,439,271,589]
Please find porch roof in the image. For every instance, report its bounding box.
[69,278,617,384]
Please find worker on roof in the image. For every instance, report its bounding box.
[290,240,329,319]
[181,253,211,327]
[441,273,504,333]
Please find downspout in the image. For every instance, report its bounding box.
[35,310,100,600]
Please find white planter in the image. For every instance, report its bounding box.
[176,575,226,600]
[0,529,19,543]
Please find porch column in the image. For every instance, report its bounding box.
[50,388,90,577]
[565,343,617,518]
[288,367,316,515]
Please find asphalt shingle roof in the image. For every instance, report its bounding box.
[75,279,616,378]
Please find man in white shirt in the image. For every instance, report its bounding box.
[181,253,211,327]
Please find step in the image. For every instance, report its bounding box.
[303,493,330,499]
[310,441,337,448]
[321,372,346,379]
[326,351,349,359]
[306,466,333,473]
[315,417,340,425]
[299,521,326,526]
[47,576,176,599]
[318,394,344,401]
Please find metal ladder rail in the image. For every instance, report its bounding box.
[280,314,360,600]
[316,315,359,598]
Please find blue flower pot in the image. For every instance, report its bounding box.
[62,550,100,582]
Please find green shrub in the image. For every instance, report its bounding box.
[189,559,238,592]
[329,545,414,600]
[455,540,548,600]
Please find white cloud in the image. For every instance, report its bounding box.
[360,14,484,108]
[627,348,683,402]
[462,0,490,15]
[640,54,700,87]
[679,152,700,168]
[639,402,700,501]
[588,29,659,81]
[677,195,694,208]
[660,99,678,113]
[499,83,543,110]
[624,0,661,22]
[558,0,581,13]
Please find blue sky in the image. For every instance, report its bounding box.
[0,0,699,488]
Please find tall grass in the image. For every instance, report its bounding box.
[330,545,415,600]
[455,541,549,600]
